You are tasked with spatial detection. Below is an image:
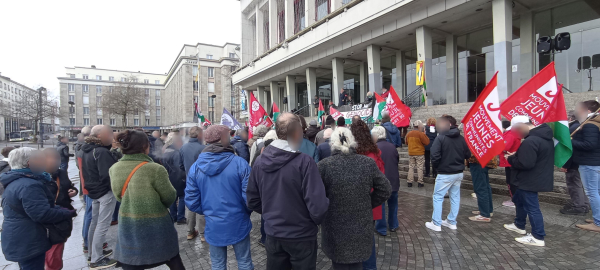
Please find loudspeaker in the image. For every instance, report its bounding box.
[578,56,591,70]
[537,36,553,53]
[555,32,571,51]
[283,97,288,104]
[592,54,600,69]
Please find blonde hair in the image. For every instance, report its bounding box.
[330,127,357,154]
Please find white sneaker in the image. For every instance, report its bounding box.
[515,233,545,247]
[425,222,441,232]
[441,219,457,230]
[504,223,526,235]
[471,193,477,198]
[502,200,515,207]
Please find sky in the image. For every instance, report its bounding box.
[0,0,241,97]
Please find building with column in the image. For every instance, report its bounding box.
[232,0,600,117]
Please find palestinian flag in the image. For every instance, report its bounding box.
[195,102,211,125]
[421,81,427,104]
[317,99,325,126]
[372,93,386,120]
[542,86,572,167]
[271,102,280,123]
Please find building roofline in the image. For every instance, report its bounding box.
[0,74,36,91]
[195,42,240,48]
[66,66,166,76]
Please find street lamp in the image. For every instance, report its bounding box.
[68,101,75,139]
[210,95,217,122]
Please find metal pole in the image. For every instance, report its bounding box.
[38,87,44,148]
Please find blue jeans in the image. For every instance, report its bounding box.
[170,195,186,222]
[112,201,121,222]
[362,235,377,270]
[579,165,600,226]
[470,164,493,218]
[513,189,545,240]
[431,173,463,226]
[209,234,254,270]
[82,195,93,248]
[375,191,399,235]
[18,251,45,270]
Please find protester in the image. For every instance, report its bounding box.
[347,95,354,105]
[0,148,75,270]
[327,100,335,115]
[372,126,400,236]
[76,125,95,254]
[337,116,346,128]
[426,115,471,232]
[81,125,118,268]
[424,117,437,177]
[162,133,187,224]
[179,126,207,241]
[73,133,86,154]
[318,127,391,270]
[250,130,278,167]
[186,125,254,270]
[247,112,329,269]
[503,119,554,246]
[152,131,165,161]
[405,121,430,187]
[381,113,402,147]
[467,155,498,222]
[56,136,71,170]
[571,100,600,232]
[110,132,123,161]
[248,125,269,165]
[381,87,390,99]
[315,115,335,145]
[500,116,527,208]
[317,128,333,160]
[42,148,78,270]
[339,88,348,106]
[146,130,158,162]
[251,130,278,245]
[351,115,362,124]
[306,119,320,143]
[298,115,320,162]
[0,147,14,175]
[560,111,590,216]
[109,130,184,270]
[232,129,250,163]
[350,119,385,269]
[313,95,319,116]
[230,129,236,139]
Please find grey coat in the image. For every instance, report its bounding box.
[317,149,391,264]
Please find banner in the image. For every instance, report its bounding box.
[220,108,242,130]
[248,92,272,139]
[329,103,373,125]
[416,61,425,86]
[500,62,558,126]
[387,85,412,127]
[461,72,505,166]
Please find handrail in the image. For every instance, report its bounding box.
[402,86,424,111]
[292,104,312,117]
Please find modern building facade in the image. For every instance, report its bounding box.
[232,0,600,116]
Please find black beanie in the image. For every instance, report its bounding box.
[336,116,346,127]
[325,115,335,125]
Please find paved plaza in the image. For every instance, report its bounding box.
[1,160,600,270]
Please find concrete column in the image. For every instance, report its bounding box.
[331,0,344,11]
[257,86,266,108]
[256,4,265,55]
[306,0,315,27]
[446,35,457,104]
[284,0,295,38]
[270,81,281,111]
[395,51,406,98]
[332,58,344,106]
[286,75,297,111]
[241,14,256,66]
[306,67,317,117]
[520,11,534,88]
[416,26,432,105]
[269,0,278,47]
[359,62,367,102]
[367,45,382,94]
[493,0,513,99]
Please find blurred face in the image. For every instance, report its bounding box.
[28,151,46,174]
[44,150,60,173]
[98,127,114,146]
[220,130,231,147]
[436,118,451,133]
[371,133,378,143]
[575,103,590,121]
[174,136,184,149]
[512,123,531,138]
[240,131,248,141]
[152,131,160,138]
[287,123,303,151]
[60,137,69,144]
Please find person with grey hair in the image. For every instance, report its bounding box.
[162,133,187,224]
[180,126,206,240]
[250,129,277,167]
[231,128,250,163]
[318,127,391,270]
[248,125,269,164]
[372,126,400,236]
[1,147,76,270]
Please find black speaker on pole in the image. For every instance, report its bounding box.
[537,36,554,53]
[283,97,288,104]
[578,56,591,70]
[592,54,600,69]
[555,32,571,51]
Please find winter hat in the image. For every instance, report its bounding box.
[510,115,530,127]
[337,116,346,127]
[205,125,230,144]
[325,115,335,125]
[309,119,317,126]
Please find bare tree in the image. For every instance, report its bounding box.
[101,75,150,129]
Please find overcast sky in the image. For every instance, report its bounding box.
[0,0,241,97]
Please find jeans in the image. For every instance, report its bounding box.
[375,192,399,235]
[88,191,117,263]
[120,254,185,270]
[362,235,377,270]
[431,173,463,226]
[82,195,93,248]
[209,235,254,270]
[186,207,205,235]
[18,252,45,270]
[513,189,545,240]
[112,201,121,222]
[265,236,317,270]
[565,168,590,211]
[59,162,68,171]
[170,195,186,222]
[407,155,425,184]
[260,218,266,244]
[579,165,600,226]
[470,164,493,218]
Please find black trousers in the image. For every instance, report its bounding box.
[505,167,517,198]
[331,262,362,270]
[266,236,317,270]
[120,254,185,270]
[424,150,437,176]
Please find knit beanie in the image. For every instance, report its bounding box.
[337,116,346,127]
[325,115,335,125]
[205,125,230,144]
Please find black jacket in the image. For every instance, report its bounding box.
[430,127,471,174]
[317,139,332,160]
[180,138,206,174]
[507,124,555,192]
[377,139,400,192]
[162,145,186,196]
[81,138,118,199]
[45,169,78,210]
[562,121,580,170]
[424,127,437,151]
[572,116,600,166]
[247,140,329,240]
[305,126,320,143]
[56,142,70,164]
[147,135,159,163]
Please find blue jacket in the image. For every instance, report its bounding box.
[299,138,320,163]
[0,170,72,262]
[382,122,402,147]
[231,136,250,163]
[180,138,206,174]
[317,138,331,160]
[185,151,252,247]
[162,146,186,196]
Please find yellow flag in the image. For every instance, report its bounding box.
[416,60,425,86]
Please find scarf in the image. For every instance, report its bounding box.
[12,168,52,182]
[203,142,235,154]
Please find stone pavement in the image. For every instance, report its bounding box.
[1,159,600,270]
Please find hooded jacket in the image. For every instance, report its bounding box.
[0,159,9,174]
[299,138,320,163]
[247,140,329,240]
[185,148,252,247]
[45,169,77,210]
[499,129,522,167]
[0,170,72,262]
[56,141,70,165]
[317,138,332,160]
[508,124,555,192]
[571,116,600,166]
[382,122,402,148]
[377,139,400,192]
[231,136,250,163]
[162,145,186,196]
[430,126,471,174]
[81,137,118,199]
[424,126,437,151]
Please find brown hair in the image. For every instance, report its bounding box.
[350,121,379,155]
[116,130,150,155]
[276,113,301,140]
[426,117,436,126]
[1,147,15,158]
[581,100,600,113]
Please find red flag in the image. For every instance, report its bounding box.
[329,107,342,120]
[248,92,272,139]
[386,85,411,127]
[500,62,559,126]
[461,72,505,166]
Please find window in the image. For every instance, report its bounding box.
[109,86,114,93]
[145,110,150,116]
[69,118,75,125]
[145,88,149,96]
[156,99,161,106]
[110,119,116,126]
[294,0,306,34]
[69,74,75,78]
[155,80,160,84]
[316,0,330,21]
[132,78,138,83]
[144,79,149,84]
[146,119,150,126]
[134,109,139,115]
[96,75,102,80]
[68,84,75,92]
[134,119,139,126]
[96,96,102,105]
[96,86,102,94]
[68,95,75,102]
[83,107,90,115]
[208,67,214,78]
[156,109,161,116]
[82,85,89,93]
[69,107,75,113]
[83,96,89,105]
[83,118,90,125]
[229,53,236,58]
[146,98,150,105]
[207,54,213,59]
[97,108,102,115]
[208,82,215,93]
[155,90,161,97]
[109,76,114,81]
[83,74,89,79]
[121,77,127,82]
[208,96,215,107]
[97,118,103,125]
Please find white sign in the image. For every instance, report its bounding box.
[512,65,518,72]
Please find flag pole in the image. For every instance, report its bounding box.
[570,107,600,137]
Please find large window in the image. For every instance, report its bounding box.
[155,89,161,97]
[83,74,89,79]
[109,76,114,81]
[277,0,285,43]
[97,118,103,125]
[208,82,215,93]
[134,119,139,126]
[208,67,214,78]
[83,107,90,115]
[96,86,102,94]
[69,118,75,125]
[69,95,75,102]
[206,54,213,59]
[110,119,116,126]
[294,0,306,34]
[83,118,90,125]
[156,99,161,106]
[83,96,89,105]
[315,0,330,21]
[82,85,89,93]
[96,75,102,80]
[68,84,75,92]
